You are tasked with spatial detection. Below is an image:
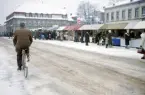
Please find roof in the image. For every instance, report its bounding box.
[64,24,82,31]
[46,26,59,31]
[14,2,67,14]
[57,26,66,31]
[79,24,104,30]
[106,0,141,9]
[133,21,145,29]
[125,21,139,29]
[100,22,128,29]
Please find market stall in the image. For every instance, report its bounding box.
[79,24,104,43]
[121,21,140,48]
[100,22,128,46]
[64,24,82,41]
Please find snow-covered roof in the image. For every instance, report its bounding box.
[14,2,67,14]
[125,21,139,29]
[133,21,145,29]
[57,26,66,31]
[79,24,104,30]
[106,0,141,9]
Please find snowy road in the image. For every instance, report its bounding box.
[0,38,145,95]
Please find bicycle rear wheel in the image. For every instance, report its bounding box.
[22,50,28,78]
[24,66,28,78]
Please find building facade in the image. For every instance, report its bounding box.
[0,25,6,36]
[104,0,145,23]
[6,3,75,33]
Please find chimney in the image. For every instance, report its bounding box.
[130,0,133,2]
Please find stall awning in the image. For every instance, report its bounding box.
[64,24,82,31]
[133,21,145,29]
[124,21,139,29]
[100,22,128,29]
[79,24,104,30]
[47,26,59,31]
[57,26,66,31]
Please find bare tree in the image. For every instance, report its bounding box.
[77,1,100,24]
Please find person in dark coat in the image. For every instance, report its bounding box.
[85,32,90,46]
[13,23,33,70]
[106,30,112,48]
[124,30,130,49]
[95,32,101,45]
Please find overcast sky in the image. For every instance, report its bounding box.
[0,0,109,24]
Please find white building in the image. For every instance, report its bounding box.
[0,25,6,36]
[6,2,75,32]
[104,0,145,23]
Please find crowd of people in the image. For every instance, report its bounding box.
[84,30,145,59]
[33,30,57,40]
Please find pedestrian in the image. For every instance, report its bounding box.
[140,31,145,59]
[49,33,51,40]
[124,30,130,49]
[34,32,37,40]
[85,32,90,46]
[95,32,100,45]
[106,30,112,48]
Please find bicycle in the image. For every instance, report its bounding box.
[22,49,28,78]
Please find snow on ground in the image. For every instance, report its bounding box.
[1,37,145,95]
[34,40,143,60]
[0,39,63,95]
[3,37,143,60]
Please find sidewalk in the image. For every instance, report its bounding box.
[35,40,143,60]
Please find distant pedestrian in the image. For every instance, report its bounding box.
[85,32,90,46]
[95,33,100,45]
[106,30,112,48]
[124,30,130,49]
[140,31,145,59]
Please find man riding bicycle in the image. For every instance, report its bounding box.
[13,23,33,70]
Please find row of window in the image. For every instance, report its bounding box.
[15,20,67,26]
[24,13,67,18]
[106,6,145,21]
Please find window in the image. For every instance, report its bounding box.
[142,6,145,16]
[111,12,114,21]
[17,20,20,24]
[128,9,132,19]
[44,14,47,18]
[38,14,41,17]
[25,13,29,17]
[116,11,119,20]
[29,13,33,17]
[106,13,109,21]
[122,10,125,20]
[35,13,38,17]
[135,8,139,18]
[32,13,35,17]
[40,14,43,17]
[46,14,49,18]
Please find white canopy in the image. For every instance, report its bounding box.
[133,21,145,29]
[124,21,139,29]
[79,24,104,30]
[57,26,66,31]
